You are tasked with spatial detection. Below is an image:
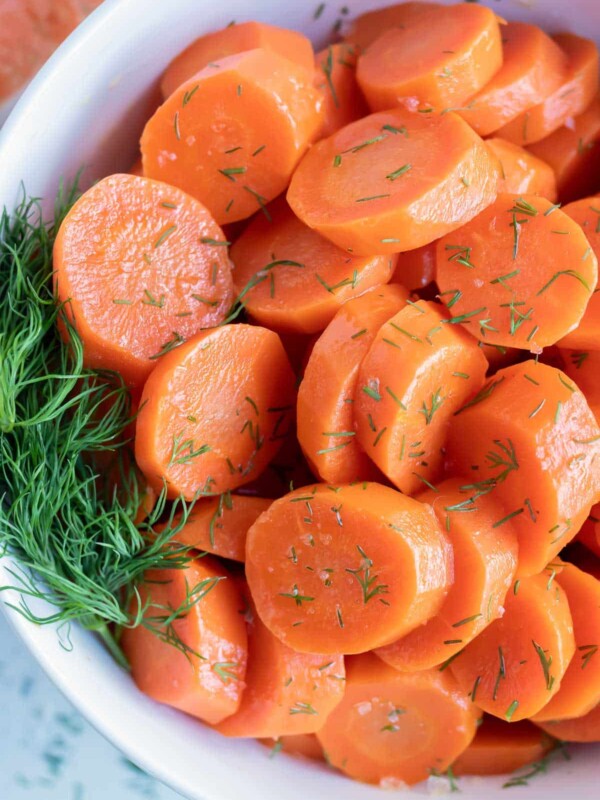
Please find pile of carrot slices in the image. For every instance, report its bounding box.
[54,2,600,789]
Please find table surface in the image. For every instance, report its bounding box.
[0,611,185,800]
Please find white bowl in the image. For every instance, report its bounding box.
[1,1,599,797]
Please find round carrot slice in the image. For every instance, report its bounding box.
[297,284,408,483]
[556,197,600,351]
[391,242,436,290]
[354,300,488,496]
[142,49,323,224]
[121,556,247,725]
[532,561,600,722]
[458,23,569,137]
[245,482,452,655]
[160,21,315,99]
[215,585,345,738]
[452,717,556,777]
[53,174,234,389]
[356,4,502,113]
[376,478,518,672]
[135,324,296,498]
[528,94,600,203]
[344,2,441,52]
[315,43,368,139]
[535,702,600,743]
[560,348,600,422]
[486,138,557,200]
[499,34,600,146]
[450,572,575,722]
[229,199,397,334]
[316,653,481,786]
[445,359,600,576]
[287,108,500,256]
[436,194,598,350]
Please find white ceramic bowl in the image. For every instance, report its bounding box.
[1,1,599,797]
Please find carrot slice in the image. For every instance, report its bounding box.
[229,199,396,334]
[354,300,487,496]
[376,477,518,672]
[555,197,600,351]
[315,652,481,786]
[486,138,557,201]
[356,4,502,113]
[577,503,600,558]
[287,108,500,256]
[121,556,247,725]
[452,717,555,776]
[297,285,408,483]
[528,94,600,203]
[499,34,600,146]
[343,2,441,52]
[450,571,575,722]
[245,482,452,655]
[391,242,436,291]
[53,174,234,389]
[560,348,600,422]
[436,193,598,350]
[315,43,368,138]
[457,23,568,137]
[142,49,323,224]
[535,703,600,743]
[160,21,315,98]
[531,561,600,722]
[135,325,296,499]
[215,585,345,738]
[261,734,324,761]
[445,359,600,576]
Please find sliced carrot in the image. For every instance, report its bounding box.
[160,21,315,99]
[229,199,396,334]
[297,284,408,483]
[142,49,323,224]
[260,734,324,761]
[560,348,600,422]
[316,652,481,786]
[356,4,502,113]
[287,108,500,256]
[457,23,568,137]
[555,197,600,351]
[528,94,600,203]
[315,43,368,138]
[436,193,598,350]
[499,34,600,146]
[215,585,345,738]
[486,138,557,200]
[120,556,247,725]
[245,482,452,655]
[343,2,441,52]
[450,571,575,721]
[577,503,600,558]
[53,174,234,389]
[135,324,296,499]
[129,157,143,176]
[446,359,600,576]
[391,242,436,291]
[376,477,518,672]
[354,300,487,496]
[452,717,555,776]
[535,702,600,743]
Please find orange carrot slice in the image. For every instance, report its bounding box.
[142,49,323,224]
[343,2,441,52]
[261,734,324,761]
[287,108,500,256]
[245,482,452,655]
[316,652,481,786]
[486,138,557,200]
[535,702,600,742]
[391,242,436,290]
[499,33,600,146]
[135,325,296,498]
[121,556,247,725]
[436,193,598,350]
[356,4,502,113]
[445,359,600,576]
[354,300,487,495]
[229,199,396,334]
[560,348,600,422]
[297,285,408,483]
[53,174,234,389]
[376,477,518,672]
[160,21,315,98]
[528,94,600,203]
[315,43,368,138]
[450,571,575,722]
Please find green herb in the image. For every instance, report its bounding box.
[537,270,592,296]
[218,166,247,181]
[345,545,389,604]
[419,388,444,425]
[322,46,339,107]
[505,700,519,722]
[212,661,240,684]
[289,702,318,716]
[386,164,411,181]
[278,585,315,606]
